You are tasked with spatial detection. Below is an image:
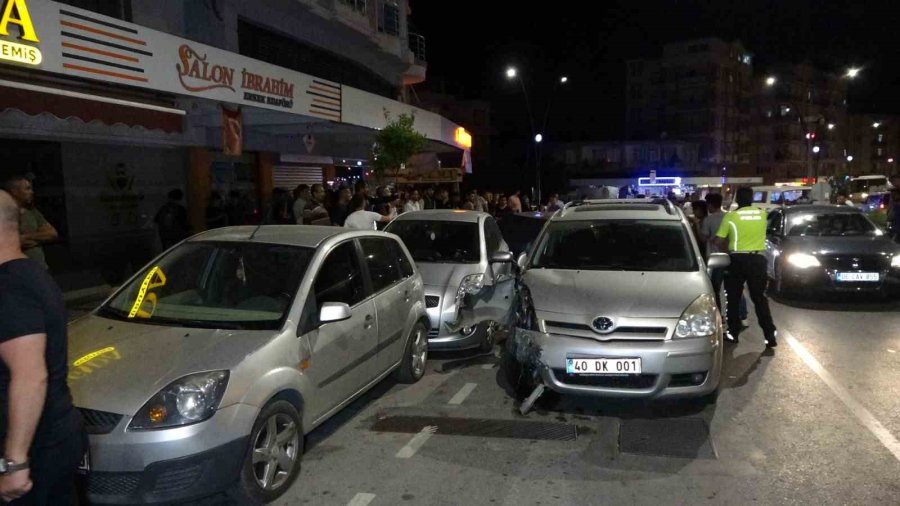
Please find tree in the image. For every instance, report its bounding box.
[372,111,427,182]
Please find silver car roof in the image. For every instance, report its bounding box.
[189,225,361,248]
[392,209,486,223]
[555,199,681,221]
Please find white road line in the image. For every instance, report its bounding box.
[396,426,437,458]
[786,331,900,462]
[346,492,376,506]
[448,383,478,405]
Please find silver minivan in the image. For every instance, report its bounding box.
[68,226,429,504]
[386,210,516,351]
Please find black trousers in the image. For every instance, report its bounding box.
[10,430,86,506]
[724,253,777,339]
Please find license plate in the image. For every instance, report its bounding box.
[836,272,879,282]
[566,357,641,375]
[77,448,90,474]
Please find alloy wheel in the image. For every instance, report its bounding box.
[412,328,428,377]
[251,413,300,491]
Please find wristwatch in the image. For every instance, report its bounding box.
[0,458,29,475]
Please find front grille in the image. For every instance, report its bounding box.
[545,321,668,339]
[425,295,440,308]
[819,254,889,271]
[88,472,141,496]
[552,369,657,389]
[78,407,124,435]
[152,465,202,494]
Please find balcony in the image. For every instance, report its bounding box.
[408,32,427,65]
[403,33,427,85]
[378,1,400,36]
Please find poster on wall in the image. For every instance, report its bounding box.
[222,106,242,156]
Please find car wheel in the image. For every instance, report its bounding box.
[230,400,303,505]
[478,322,496,353]
[395,322,428,384]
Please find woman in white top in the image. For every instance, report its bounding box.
[344,194,392,230]
[403,189,423,213]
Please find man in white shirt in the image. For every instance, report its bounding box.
[698,192,748,327]
[345,194,391,230]
[403,189,423,213]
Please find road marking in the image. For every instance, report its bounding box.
[786,331,900,462]
[347,492,376,506]
[482,363,495,370]
[888,349,896,354]
[396,426,437,458]
[448,383,478,405]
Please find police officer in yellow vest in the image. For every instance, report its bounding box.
[715,187,778,347]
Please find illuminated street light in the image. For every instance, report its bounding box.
[765,76,776,87]
[827,123,835,130]
[889,158,895,163]
[873,122,881,129]
[560,76,568,84]
[812,146,821,154]
[505,67,518,79]
[534,133,543,143]
[846,155,854,162]
[846,67,861,79]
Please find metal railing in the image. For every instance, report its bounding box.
[339,0,367,14]
[408,33,427,64]
[378,1,400,35]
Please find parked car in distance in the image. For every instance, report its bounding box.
[729,185,812,211]
[69,226,429,505]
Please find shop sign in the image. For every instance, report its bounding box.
[0,0,41,65]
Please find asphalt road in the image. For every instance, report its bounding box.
[67,294,900,505]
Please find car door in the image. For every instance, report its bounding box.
[358,237,409,376]
[304,240,376,420]
[469,216,517,324]
[765,209,784,277]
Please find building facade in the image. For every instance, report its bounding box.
[626,38,753,176]
[553,140,702,179]
[846,113,900,178]
[0,0,467,289]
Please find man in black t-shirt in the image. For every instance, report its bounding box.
[0,190,84,505]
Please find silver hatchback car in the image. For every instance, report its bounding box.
[507,199,729,405]
[386,210,516,351]
[68,226,429,504]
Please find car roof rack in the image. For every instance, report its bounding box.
[560,198,677,216]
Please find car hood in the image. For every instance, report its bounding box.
[417,262,482,288]
[784,235,898,256]
[68,315,277,416]
[522,269,710,318]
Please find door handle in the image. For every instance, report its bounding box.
[364,314,374,329]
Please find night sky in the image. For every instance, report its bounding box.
[413,0,900,143]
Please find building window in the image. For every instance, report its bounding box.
[592,148,605,162]
[340,0,367,14]
[877,148,884,157]
[378,1,400,36]
[56,0,132,20]
[878,133,884,143]
[631,148,640,162]
[238,20,397,99]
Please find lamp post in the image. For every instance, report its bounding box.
[505,67,568,205]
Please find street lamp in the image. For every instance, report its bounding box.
[845,67,861,79]
[505,67,518,79]
[873,122,881,129]
[534,133,543,143]
[846,155,854,162]
[560,76,568,84]
[765,76,776,87]
[827,123,835,130]
[812,146,821,154]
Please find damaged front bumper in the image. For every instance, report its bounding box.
[509,328,722,400]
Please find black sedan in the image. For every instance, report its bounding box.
[764,205,900,297]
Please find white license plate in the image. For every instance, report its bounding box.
[77,449,90,474]
[836,272,879,282]
[566,357,641,375]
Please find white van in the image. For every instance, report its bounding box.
[729,186,812,211]
[849,175,892,204]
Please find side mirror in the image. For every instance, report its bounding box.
[319,302,352,325]
[707,253,730,272]
[490,251,514,264]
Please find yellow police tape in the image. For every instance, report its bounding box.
[127,266,167,318]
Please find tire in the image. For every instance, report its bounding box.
[229,400,303,505]
[478,322,496,353]
[394,322,428,384]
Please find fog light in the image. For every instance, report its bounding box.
[148,405,167,424]
[691,373,705,385]
[461,325,476,336]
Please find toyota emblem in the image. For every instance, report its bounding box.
[591,316,616,334]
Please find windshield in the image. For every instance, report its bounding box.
[102,241,314,330]
[531,220,697,271]
[850,177,887,193]
[386,220,481,263]
[786,212,876,237]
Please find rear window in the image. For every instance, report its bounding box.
[531,220,697,272]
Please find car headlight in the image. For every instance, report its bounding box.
[129,371,229,430]
[674,294,717,339]
[892,255,900,268]
[786,253,821,269]
[457,273,485,298]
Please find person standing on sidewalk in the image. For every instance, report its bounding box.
[2,176,57,271]
[0,190,85,505]
[715,187,778,348]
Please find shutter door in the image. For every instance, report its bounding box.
[272,166,323,190]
